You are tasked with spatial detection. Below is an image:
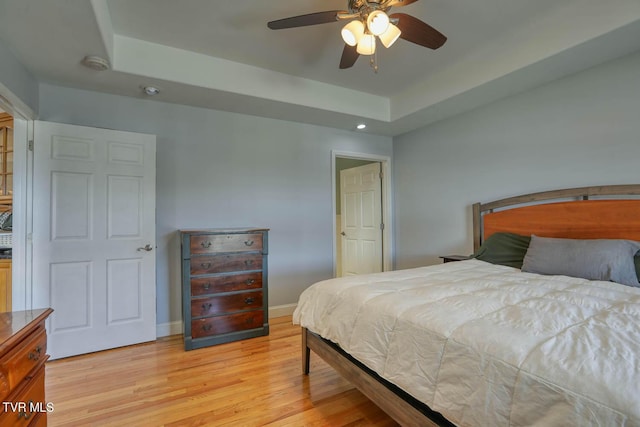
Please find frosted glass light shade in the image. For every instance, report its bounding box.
[367,11,390,36]
[379,23,402,48]
[341,20,365,46]
[357,33,376,55]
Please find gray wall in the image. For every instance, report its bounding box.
[0,39,38,113]
[38,83,393,326]
[393,50,640,269]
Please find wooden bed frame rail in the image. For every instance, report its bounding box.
[302,327,453,427]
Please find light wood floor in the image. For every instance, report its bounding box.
[45,316,398,427]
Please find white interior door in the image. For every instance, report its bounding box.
[32,121,156,359]
[340,163,383,276]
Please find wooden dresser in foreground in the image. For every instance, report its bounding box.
[180,228,269,351]
[0,308,53,426]
[0,260,11,313]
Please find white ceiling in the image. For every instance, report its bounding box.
[1,0,639,136]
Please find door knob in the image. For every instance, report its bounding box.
[341,232,346,236]
[137,244,153,252]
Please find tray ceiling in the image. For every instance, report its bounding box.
[0,0,639,135]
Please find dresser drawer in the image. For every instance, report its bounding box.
[191,311,264,339]
[190,253,262,275]
[190,273,262,297]
[190,233,263,255]
[192,291,263,317]
[0,328,47,402]
[180,229,268,350]
[0,367,46,427]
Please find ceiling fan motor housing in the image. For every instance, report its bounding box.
[349,0,389,15]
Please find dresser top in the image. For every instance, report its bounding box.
[180,228,269,235]
[0,308,53,353]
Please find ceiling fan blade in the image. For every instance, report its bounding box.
[339,44,360,69]
[267,11,344,30]
[385,0,421,7]
[390,13,447,49]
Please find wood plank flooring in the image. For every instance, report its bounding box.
[45,316,399,426]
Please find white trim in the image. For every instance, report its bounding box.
[0,84,36,311]
[11,118,29,310]
[156,321,183,338]
[332,150,393,277]
[269,303,297,318]
[156,304,298,338]
[0,82,36,121]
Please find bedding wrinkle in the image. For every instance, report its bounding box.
[509,313,637,425]
[295,260,640,426]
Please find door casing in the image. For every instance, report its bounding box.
[0,86,35,311]
[332,150,393,277]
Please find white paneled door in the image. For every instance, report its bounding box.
[33,121,156,360]
[340,163,383,276]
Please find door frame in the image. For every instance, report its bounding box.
[0,83,36,311]
[332,150,393,277]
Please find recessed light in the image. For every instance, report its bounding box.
[356,124,367,130]
[143,86,160,96]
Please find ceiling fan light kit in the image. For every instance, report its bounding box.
[367,10,390,35]
[267,0,446,71]
[341,20,365,46]
[357,33,377,55]
[343,10,400,51]
[379,23,402,48]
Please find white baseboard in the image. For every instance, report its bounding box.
[156,320,183,338]
[155,303,298,338]
[268,303,297,318]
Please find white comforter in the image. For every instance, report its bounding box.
[293,260,640,427]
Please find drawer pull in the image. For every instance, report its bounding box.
[18,410,32,420]
[200,263,212,269]
[245,279,256,285]
[244,297,255,305]
[244,260,254,267]
[244,240,254,247]
[202,283,211,290]
[245,318,254,325]
[201,241,212,249]
[28,346,42,361]
[201,303,213,312]
[202,324,212,332]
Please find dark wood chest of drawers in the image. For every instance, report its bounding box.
[180,228,269,350]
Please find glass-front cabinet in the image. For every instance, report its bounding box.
[0,112,12,312]
[0,113,12,202]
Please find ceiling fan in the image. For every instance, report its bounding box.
[267,0,447,71]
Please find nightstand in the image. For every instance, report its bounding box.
[439,255,472,263]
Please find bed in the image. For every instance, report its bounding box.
[293,185,640,427]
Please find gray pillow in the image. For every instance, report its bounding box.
[522,235,640,288]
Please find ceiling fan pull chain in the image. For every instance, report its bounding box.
[371,40,379,73]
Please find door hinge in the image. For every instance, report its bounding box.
[28,140,34,151]
[380,223,385,230]
[379,171,384,179]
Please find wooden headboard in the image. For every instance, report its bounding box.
[472,185,640,252]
